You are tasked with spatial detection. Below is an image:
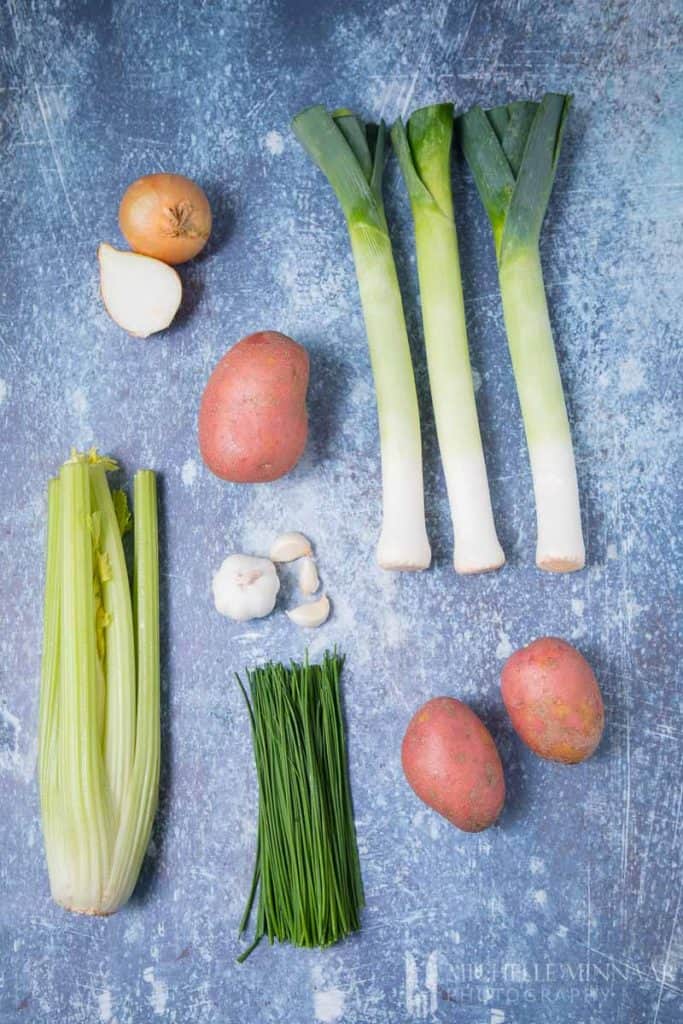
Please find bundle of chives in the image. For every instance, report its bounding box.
[236,651,363,961]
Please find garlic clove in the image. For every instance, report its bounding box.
[286,594,330,628]
[298,556,319,595]
[98,242,182,338]
[212,554,280,621]
[269,531,312,563]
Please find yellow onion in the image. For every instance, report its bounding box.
[119,173,212,264]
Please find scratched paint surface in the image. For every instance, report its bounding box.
[0,0,681,1021]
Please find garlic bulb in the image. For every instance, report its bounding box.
[212,554,280,621]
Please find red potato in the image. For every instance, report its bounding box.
[501,637,604,764]
[401,697,505,833]
[198,331,309,483]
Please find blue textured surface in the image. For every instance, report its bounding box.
[1,1,681,1022]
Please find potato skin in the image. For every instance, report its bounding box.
[401,697,505,833]
[198,331,309,483]
[501,637,604,764]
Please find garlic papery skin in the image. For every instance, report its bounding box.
[286,594,330,628]
[212,555,280,621]
[298,556,319,595]
[269,531,312,562]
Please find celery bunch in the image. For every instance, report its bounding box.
[39,450,159,915]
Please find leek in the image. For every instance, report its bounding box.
[292,106,431,570]
[38,451,159,914]
[457,94,585,571]
[392,105,505,573]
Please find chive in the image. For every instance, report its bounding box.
[237,651,363,960]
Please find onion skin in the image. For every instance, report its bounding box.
[501,637,604,763]
[119,173,212,264]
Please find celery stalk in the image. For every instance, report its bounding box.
[457,94,585,571]
[55,460,113,913]
[107,470,160,911]
[89,463,135,825]
[292,106,431,570]
[392,105,505,573]
[38,478,61,889]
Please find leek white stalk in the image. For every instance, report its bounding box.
[458,94,585,571]
[392,105,504,573]
[292,106,430,570]
[38,451,159,914]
